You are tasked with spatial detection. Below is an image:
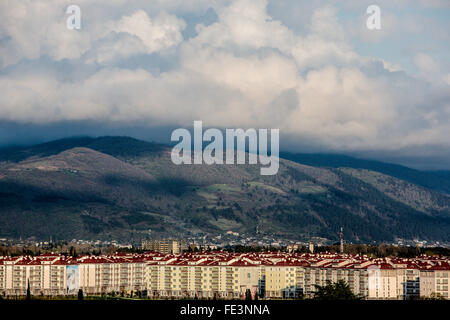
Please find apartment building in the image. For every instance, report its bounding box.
[1,252,449,299]
[147,253,250,299]
[0,253,68,296]
[141,239,188,254]
[76,255,147,295]
[420,264,449,299]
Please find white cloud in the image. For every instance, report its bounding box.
[414,53,450,85]
[444,74,450,86]
[192,0,296,51]
[0,0,449,154]
[414,53,438,74]
[115,10,185,54]
[0,1,186,67]
[83,10,186,64]
[0,0,92,66]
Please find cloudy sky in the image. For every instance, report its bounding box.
[0,0,449,169]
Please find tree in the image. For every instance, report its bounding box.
[26,279,31,301]
[295,291,305,300]
[313,280,360,300]
[245,289,252,300]
[420,292,446,300]
[77,289,84,300]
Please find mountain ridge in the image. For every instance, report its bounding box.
[280,152,450,195]
[0,136,449,243]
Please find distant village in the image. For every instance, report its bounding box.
[0,230,448,257]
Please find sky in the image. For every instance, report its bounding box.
[0,0,449,169]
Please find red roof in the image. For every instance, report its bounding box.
[0,251,447,269]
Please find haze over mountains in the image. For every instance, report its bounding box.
[0,137,449,243]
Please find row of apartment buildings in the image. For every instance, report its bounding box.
[0,251,449,300]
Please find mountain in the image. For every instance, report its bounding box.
[0,137,449,243]
[280,152,450,195]
[0,136,165,162]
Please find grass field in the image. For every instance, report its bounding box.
[248,181,285,194]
